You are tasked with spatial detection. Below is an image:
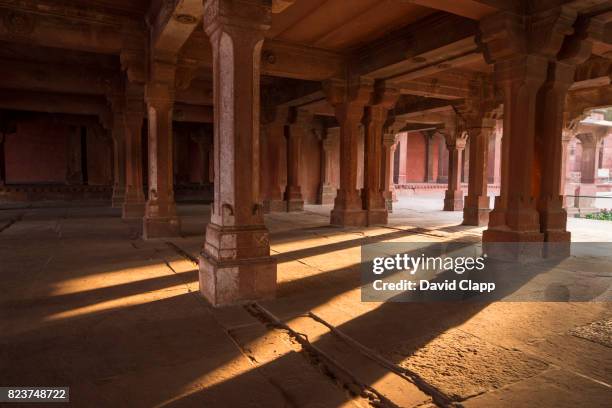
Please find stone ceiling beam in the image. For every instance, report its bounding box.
[0,3,128,54]
[0,59,116,95]
[353,13,478,79]
[0,89,108,117]
[149,0,202,60]
[181,31,346,81]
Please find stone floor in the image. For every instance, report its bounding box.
[0,193,610,407]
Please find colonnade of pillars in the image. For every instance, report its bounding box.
[103,0,603,305]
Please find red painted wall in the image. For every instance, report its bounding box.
[405,132,427,182]
[5,118,68,184]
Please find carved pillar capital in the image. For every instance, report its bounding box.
[203,0,271,42]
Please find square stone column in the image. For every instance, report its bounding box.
[285,108,310,212]
[122,83,146,220]
[443,128,467,211]
[199,0,276,306]
[110,105,126,208]
[382,133,398,211]
[362,83,398,225]
[143,61,180,239]
[324,79,372,227]
[463,119,494,226]
[479,10,576,247]
[574,130,606,213]
[396,132,408,184]
[261,106,288,212]
[425,131,441,183]
[479,8,602,251]
[317,130,336,204]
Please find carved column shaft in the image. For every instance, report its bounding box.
[122,83,146,219]
[110,105,126,208]
[143,61,180,239]
[285,108,309,211]
[325,79,372,226]
[463,120,493,226]
[382,133,398,211]
[199,0,276,306]
[318,132,336,204]
[443,130,467,211]
[261,106,288,212]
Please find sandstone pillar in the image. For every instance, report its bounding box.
[536,63,579,242]
[143,61,180,239]
[463,119,494,225]
[443,129,467,211]
[261,106,288,212]
[478,9,595,247]
[318,131,336,204]
[575,131,604,212]
[285,109,309,212]
[111,108,126,208]
[199,0,275,306]
[362,84,398,224]
[324,79,372,226]
[396,132,408,184]
[425,131,439,183]
[122,84,146,219]
[66,126,84,185]
[382,133,398,211]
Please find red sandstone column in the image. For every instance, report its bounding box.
[261,106,288,212]
[575,130,605,213]
[443,130,467,211]
[382,133,398,211]
[143,62,180,239]
[463,119,494,225]
[199,0,275,306]
[536,63,578,242]
[479,10,599,249]
[318,131,336,204]
[396,132,408,184]
[122,83,146,219]
[285,109,309,212]
[324,79,372,227]
[425,131,439,183]
[110,107,126,208]
[362,83,398,225]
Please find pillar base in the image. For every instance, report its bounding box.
[286,199,304,212]
[199,222,276,306]
[462,207,490,226]
[482,228,544,261]
[122,201,145,219]
[318,184,336,205]
[443,190,464,211]
[366,209,388,225]
[264,199,287,213]
[330,208,367,227]
[143,216,181,239]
